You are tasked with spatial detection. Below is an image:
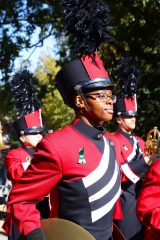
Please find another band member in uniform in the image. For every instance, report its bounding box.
[136,158,160,240]
[3,70,49,240]
[111,57,151,240]
[5,1,124,239]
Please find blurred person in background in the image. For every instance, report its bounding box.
[3,70,49,240]
[110,56,153,240]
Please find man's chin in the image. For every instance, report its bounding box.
[105,115,113,122]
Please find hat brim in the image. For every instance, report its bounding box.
[21,126,44,135]
[80,78,113,90]
[117,111,137,117]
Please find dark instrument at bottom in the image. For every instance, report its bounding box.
[41,218,126,240]
[41,218,95,240]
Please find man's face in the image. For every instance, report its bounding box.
[20,133,42,148]
[78,89,115,124]
[117,115,136,133]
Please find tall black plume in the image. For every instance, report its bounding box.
[61,0,113,58]
[10,69,41,117]
[117,56,140,98]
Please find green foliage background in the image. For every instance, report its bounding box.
[35,56,75,131]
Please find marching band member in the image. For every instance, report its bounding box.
[110,56,151,240]
[136,127,160,239]
[136,157,160,240]
[3,70,49,240]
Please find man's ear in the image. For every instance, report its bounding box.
[20,135,25,143]
[116,117,121,125]
[74,95,85,108]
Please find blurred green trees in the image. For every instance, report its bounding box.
[35,55,75,131]
[0,0,159,140]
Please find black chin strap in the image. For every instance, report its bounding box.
[74,85,90,112]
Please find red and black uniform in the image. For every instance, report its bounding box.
[7,118,121,240]
[4,146,49,239]
[5,146,34,185]
[110,130,148,240]
[136,159,160,240]
[4,146,34,240]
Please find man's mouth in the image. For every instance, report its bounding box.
[104,108,114,114]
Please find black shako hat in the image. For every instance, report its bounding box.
[114,56,140,117]
[56,0,114,107]
[56,53,113,106]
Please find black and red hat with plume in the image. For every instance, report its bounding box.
[56,0,114,106]
[114,56,140,116]
[10,70,44,136]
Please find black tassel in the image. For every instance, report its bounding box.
[10,70,40,117]
[61,0,113,58]
[118,56,140,98]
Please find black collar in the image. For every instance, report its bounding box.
[22,145,35,157]
[72,118,105,140]
[118,129,133,140]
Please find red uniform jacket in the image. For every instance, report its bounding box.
[6,118,121,240]
[109,131,147,184]
[5,146,33,185]
[108,131,148,239]
[3,146,34,234]
[136,159,160,240]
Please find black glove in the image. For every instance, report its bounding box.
[25,228,45,240]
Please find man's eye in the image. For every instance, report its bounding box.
[98,94,105,99]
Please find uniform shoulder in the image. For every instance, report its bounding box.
[5,147,29,162]
[105,131,117,137]
[105,132,120,147]
[105,131,121,140]
[135,135,145,143]
[6,147,24,156]
[42,125,72,142]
